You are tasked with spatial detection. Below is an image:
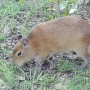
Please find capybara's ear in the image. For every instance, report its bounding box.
[18,35,22,40]
[21,38,28,46]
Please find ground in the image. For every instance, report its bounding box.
[0,0,90,90]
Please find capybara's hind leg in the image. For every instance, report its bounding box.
[77,44,90,69]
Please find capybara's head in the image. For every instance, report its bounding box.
[12,36,33,67]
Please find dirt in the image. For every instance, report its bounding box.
[77,1,90,22]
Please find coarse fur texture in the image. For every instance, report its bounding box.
[13,15,90,69]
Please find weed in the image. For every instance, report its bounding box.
[0,33,6,41]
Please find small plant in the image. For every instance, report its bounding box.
[57,58,76,72]
[0,34,6,41]
[48,0,78,17]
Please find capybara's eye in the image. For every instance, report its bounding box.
[17,51,22,56]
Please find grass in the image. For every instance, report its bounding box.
[0,0,90,90]
[56,58,90,90]
[0,60,56,90]
[0,33,6,41]
[0,59,90,90]
[0,0,52,37]
[0,0,25,17]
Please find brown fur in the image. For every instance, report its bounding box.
[13,15,90,69]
